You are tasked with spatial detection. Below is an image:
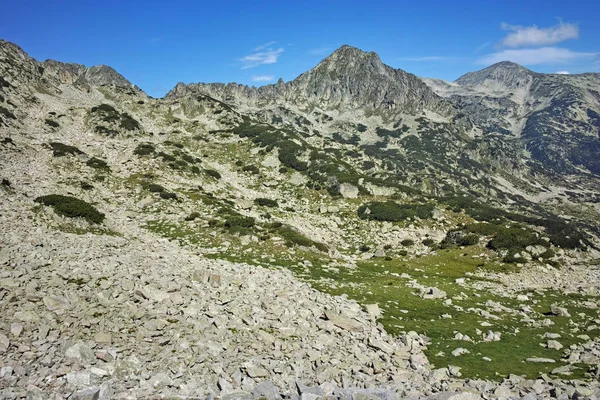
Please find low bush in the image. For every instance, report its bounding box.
[185,212,201,221]
[133,143,155,156]
[487,227,547,251]
[35,194,105,224]
[120,114,140,131]
[49,142,84,157]
[422,238,436,247]
[45,119,59,128]
[86,157,110,171]
[95,126,119,136]
[243,165,260,175]
[358,201,434,222]
[255,198,278,208]
[159,192,177,200]
[276,225,327,252]
[401,239,415,247]
[146,183,166,193]
[225,215,255,229]
[205,169,222,179]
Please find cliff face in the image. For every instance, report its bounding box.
[168,45,455,120]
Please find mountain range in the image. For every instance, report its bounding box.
[2,38,600,397]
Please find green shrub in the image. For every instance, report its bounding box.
[422,238,436,247]
[464,222,500,236]
[243,165,260,175]
[146,183,166,193]
[133,143,155,156]
[190,166,200,174]
[398,250,408,256]
[95,126,119,136]
[0,106,16,120]
[502,249,522,264]
[120,114,140,131]
[86,157,110,171]
[35,194,105,224]
[358,201,434,222]
[255,198,278,208]
[185,212,201,221]
[204,169,221,179]
[458,233,480,246]
[157,151,176,162]
[539,248,555,259]
[159,191,177,200]
[182,154,197,163]
[91,104,118,114]
[401,239,414,247]
[81,182,94,191]
[45,119,59,128]
[487,227,547,251]
[275,225,327,252]
[225,215,255,229]
[49,142,84,157]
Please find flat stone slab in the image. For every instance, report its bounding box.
[526,357,556,363]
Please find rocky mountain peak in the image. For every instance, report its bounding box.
[455,61,534,90]
[167,45,454,119]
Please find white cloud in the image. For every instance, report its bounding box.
[309,46,332,55]
[252,75,275,82]
[477,47,598,66]
[240,47,284,69]
[556,70,570,74]
[500,21,579,48]
[474,42,491,54]
[254,41,277,51]
[398,56,448,61]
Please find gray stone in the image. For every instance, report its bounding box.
[0,333,9,352]
[526,357,556,363]
[69,388,100,400]
[550,305,571,317]
[424,392,480,400]
[65,342,95,363]
[547,340,563,350]
[421,287,447,299]
[10,323,23,337]
[43,295,72,311]
[364,303,381,318]
[222,391,252,400]
[296,381,323,397]
[339,183,359,199]
[368,337,394,354]
[66,371,91,387]
[246,366,269,378]
[324,311,363,332]
[252,381,280,400]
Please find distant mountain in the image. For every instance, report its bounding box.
[424,61,600,175]
[0,39,140,94]
[168,45,455,121]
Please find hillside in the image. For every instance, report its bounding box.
[1,39,600,399]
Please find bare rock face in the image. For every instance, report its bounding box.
[423,60,600,175]
[168,45,455,120]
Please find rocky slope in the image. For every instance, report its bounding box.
[1,38,600,399]
[423,61,600,176]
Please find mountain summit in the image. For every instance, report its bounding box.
[454,61,534,91]
[168,45,454,119]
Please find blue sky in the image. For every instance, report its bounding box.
[1,0,599,97]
